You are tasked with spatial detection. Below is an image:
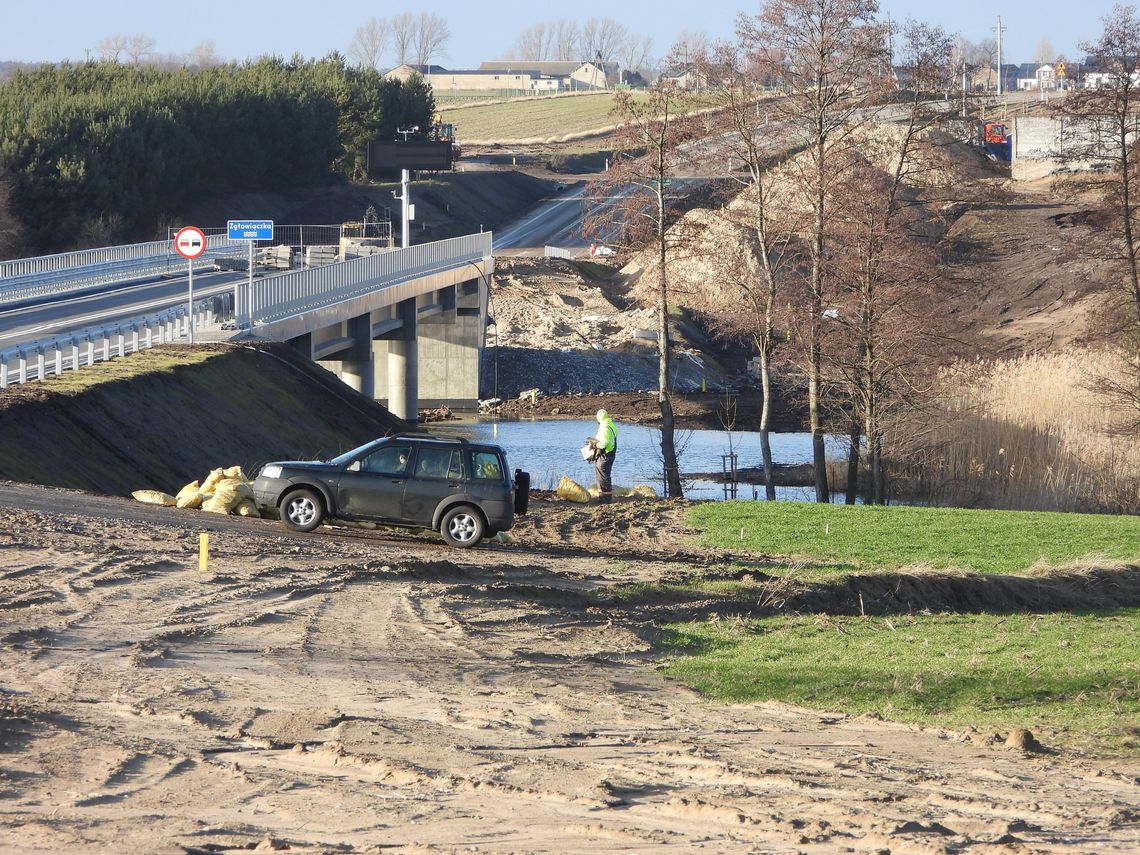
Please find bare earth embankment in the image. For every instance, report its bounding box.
[1,484,1138,854]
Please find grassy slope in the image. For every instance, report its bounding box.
[0,344,406,497]
[663,502,1140,753]
[689,501,1140,574]
[439,92,629,141]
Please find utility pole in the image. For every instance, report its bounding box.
[993,16,1007,96]
[962,61,968,117]
[393,126,419,249]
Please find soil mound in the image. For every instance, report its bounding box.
[0,343,406,497]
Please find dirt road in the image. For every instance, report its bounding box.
[1,483,1138,853]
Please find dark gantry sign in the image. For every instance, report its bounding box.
[368,140,453,173]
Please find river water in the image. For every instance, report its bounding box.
[432,418,848,501]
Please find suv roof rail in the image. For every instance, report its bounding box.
[388,431,471,443]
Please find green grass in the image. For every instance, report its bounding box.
[689,501,1140,574]
[439,92,637,141]
[662,609,1140,754]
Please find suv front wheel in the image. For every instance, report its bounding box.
[440,505,485,548]
[281,488,325,532]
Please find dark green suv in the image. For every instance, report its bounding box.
[252,434,529,548]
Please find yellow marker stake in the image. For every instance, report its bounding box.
[199,532,209,574]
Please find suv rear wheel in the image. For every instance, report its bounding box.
[440,505,485,548]
[281,488,325,532]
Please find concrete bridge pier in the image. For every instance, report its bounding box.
[338,314,375,398]
[385,298,418,423]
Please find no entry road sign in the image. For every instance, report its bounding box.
[174,226,207,259]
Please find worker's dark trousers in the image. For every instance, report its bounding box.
[595,449,616,499]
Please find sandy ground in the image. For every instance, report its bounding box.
[2,483,1138,854]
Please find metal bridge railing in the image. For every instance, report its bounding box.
[248,232,492,326]
[0,295,233,388]
[0,234,241,306]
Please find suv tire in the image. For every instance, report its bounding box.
[281,488,325,532]
[440,505,485,548]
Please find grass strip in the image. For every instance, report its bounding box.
[662,609,1140,755]
[689,501,1140,574]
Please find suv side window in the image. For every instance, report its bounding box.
[359,445,412,476]
[413,447,464,480]
[472,451,504,481]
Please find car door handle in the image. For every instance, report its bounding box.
[448,483,462,488]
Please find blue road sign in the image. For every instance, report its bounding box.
[227,219,273,240]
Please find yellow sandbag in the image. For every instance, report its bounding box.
[132,489,176,506]
[200,494,231,514]
[223,465,246,480]
[211,478,253,510]
[631,484,657,498]
[175,480,203,509]
[556,475,591,503]
[235,497,260,517]
[200,467,225,495]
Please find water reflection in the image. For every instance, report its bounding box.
[431,417,848,502]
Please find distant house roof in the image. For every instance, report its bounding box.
[384,63,448,79]
[480,60,617,77]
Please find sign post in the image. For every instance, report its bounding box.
[227,220,273,328]
[173,226,207,343]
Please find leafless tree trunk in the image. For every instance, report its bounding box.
[510,23,553,61]
[552,21,581,61]
[585,84,697,497]
[749,0,888,503]
[391,13,415,66]
[95,35,128,63]
[697,37,801,500]
[413,12,450,67]
[186,41,221,68]
[1060,4,1140,412]
[619,35,653,83]
[581,17,627,63]
[349,18,390,69]
[124,34,155,64]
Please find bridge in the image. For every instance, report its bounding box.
[0,229,494,422]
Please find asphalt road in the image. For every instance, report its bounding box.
[0,270,244,351]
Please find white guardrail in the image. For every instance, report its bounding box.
[0,232,492,388]
[0,235,241,307]
[0,299,230,388]
[248,232,492,325]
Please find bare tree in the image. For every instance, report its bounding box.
[695,37,803,499]
[509,22,553,61]
[586,83,700,497]
[673,30,712,67]
[391,12,415,66]
[580,18,627,63]
[746,0,889,502]
[186,41,221,68]
[551,20,581,61]
[1059,4,1140,394]
[94,34,128,62]
[123,34,155,64]
[413,12,450,67]
[819,20,960,504]
[350,18,390,69]
[1033,36,1056,64]
[619,34,653,83]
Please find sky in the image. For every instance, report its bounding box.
[0,1,1113,69]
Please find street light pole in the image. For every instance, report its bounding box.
[994,16,1007,96]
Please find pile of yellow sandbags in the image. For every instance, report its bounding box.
[133,465,260,517]
[555,476,658,503]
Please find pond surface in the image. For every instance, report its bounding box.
[432,418,849,502]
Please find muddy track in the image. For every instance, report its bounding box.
[1,483,1138,853]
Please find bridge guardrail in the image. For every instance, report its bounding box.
[0,234,241,306]
[0,296,231,388]
[248,233,493,325]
